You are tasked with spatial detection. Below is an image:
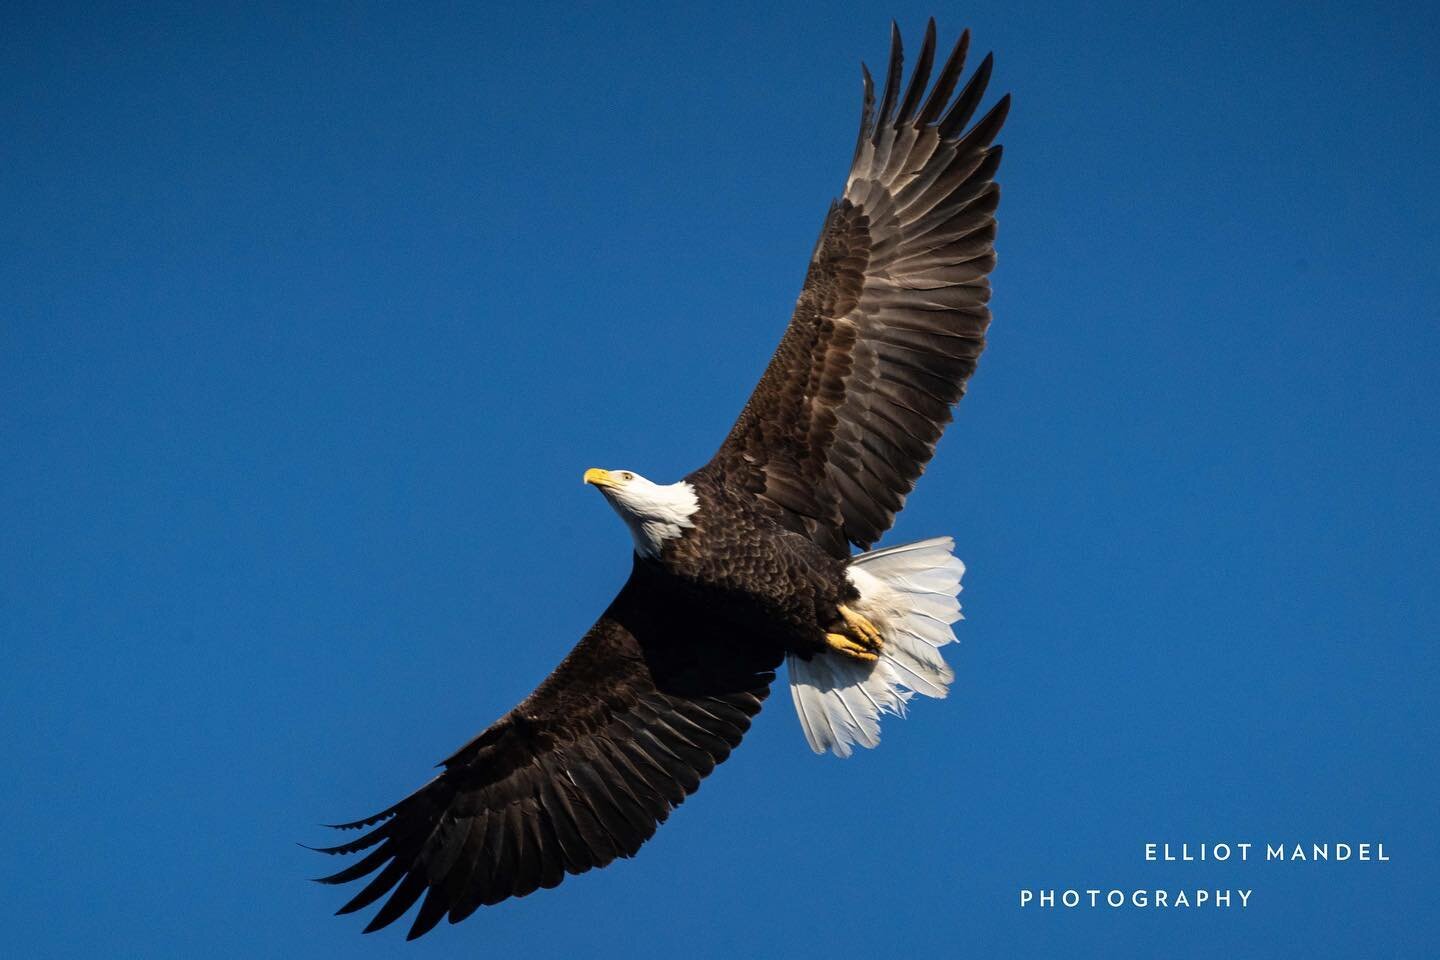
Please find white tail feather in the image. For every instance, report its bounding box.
[787,536,965,758]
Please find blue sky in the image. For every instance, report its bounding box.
[3,1,1438,956]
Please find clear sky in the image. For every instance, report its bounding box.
[3,1,1438,956]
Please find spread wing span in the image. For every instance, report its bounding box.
[312,566,778,939]
[704,20,1009,557]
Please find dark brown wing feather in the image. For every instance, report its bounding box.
[312,563,778,939]
[702,20,1009,556]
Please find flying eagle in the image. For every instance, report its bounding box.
[314,19,1008,939]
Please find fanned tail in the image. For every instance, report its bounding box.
[787,536,965,757]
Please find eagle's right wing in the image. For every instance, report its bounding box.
[312,565,778,940]
[704,20,1008,557]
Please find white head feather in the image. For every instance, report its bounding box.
[584,468,699,558]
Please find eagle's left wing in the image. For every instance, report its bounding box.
[312,565,777,939]
[701,20,1008,557]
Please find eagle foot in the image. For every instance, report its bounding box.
[838,604,885,652]
[825,632,879,662]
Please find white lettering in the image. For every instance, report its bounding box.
[1018,885,1258,912]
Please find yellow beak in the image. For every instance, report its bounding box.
[583,467,617,489]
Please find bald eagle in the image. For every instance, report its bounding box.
[314,20,1008,939]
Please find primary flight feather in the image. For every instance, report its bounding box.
[314,19,1008,939]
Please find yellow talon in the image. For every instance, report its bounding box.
[838,604,884,651]
[825,632,879,662]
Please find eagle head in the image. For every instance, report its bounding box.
[583,468,699,558]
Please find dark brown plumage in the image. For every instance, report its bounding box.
[315,560,778,939]
[708,19,1008,557]
[314,19,1006,939]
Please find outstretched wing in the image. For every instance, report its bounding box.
[312,564,778,940]
[703,20,1009,557]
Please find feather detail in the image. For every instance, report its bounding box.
[704,23,1007,557]
[787,537,964,757]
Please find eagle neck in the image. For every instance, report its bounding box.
[621,480,700,559]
